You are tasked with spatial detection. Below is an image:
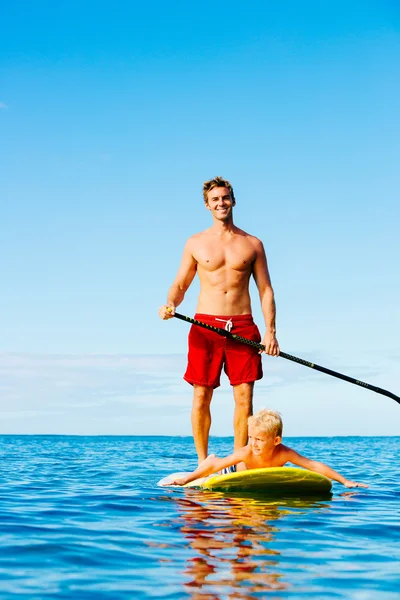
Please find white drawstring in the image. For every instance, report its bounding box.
[215,317,233,332]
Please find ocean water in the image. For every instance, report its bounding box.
[0,436,399,599]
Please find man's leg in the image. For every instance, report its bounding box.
[232,382,254,450]
[191,384,214,463]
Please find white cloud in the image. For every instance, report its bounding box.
[0,352,398,436]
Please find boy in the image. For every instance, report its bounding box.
[167,409,368,488]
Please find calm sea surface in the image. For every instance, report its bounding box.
[0,435,399,599]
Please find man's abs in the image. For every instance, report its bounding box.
[196,275,253,315]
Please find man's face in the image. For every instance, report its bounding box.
[205,186,235,219]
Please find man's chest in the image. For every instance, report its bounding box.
[194,239,256,272]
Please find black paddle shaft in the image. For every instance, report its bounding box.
[172,312,400,405]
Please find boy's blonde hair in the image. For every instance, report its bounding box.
[248,409,283,438]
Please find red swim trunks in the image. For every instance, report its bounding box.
[183,314,263,389]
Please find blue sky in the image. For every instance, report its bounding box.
[1,1,399,436]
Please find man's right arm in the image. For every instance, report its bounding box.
[158,239,197,320]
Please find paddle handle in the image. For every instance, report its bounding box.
[172,312,400,405]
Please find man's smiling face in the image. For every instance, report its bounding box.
[205,186,235,220]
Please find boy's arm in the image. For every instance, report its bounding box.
[166,448,248,486]
[285,448,369,488]
[158,239,197,319]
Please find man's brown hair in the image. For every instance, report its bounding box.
[202,176,235,203]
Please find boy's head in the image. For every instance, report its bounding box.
[248,409,283,439]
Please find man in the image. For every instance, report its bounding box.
[158,176,279,462]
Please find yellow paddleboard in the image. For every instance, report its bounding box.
[158,467,332,494]
[201,467,332,493]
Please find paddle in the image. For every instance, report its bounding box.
[172,311,400,405]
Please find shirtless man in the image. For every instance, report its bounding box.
[158,176,279,462]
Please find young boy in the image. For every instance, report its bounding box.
[167,409,368,488]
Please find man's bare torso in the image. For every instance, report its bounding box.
[188,226,260,316]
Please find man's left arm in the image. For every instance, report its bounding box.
[252,239,280,356]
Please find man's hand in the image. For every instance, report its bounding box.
[158,305,175,320]
[261,332,280,356]
[343,479,369,489]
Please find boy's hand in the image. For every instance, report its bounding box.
[162,477,187,486]
[343,479,369,488]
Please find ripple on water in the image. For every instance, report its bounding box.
[0,435,399,599]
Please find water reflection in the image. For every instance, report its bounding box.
[170,489,332,598]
